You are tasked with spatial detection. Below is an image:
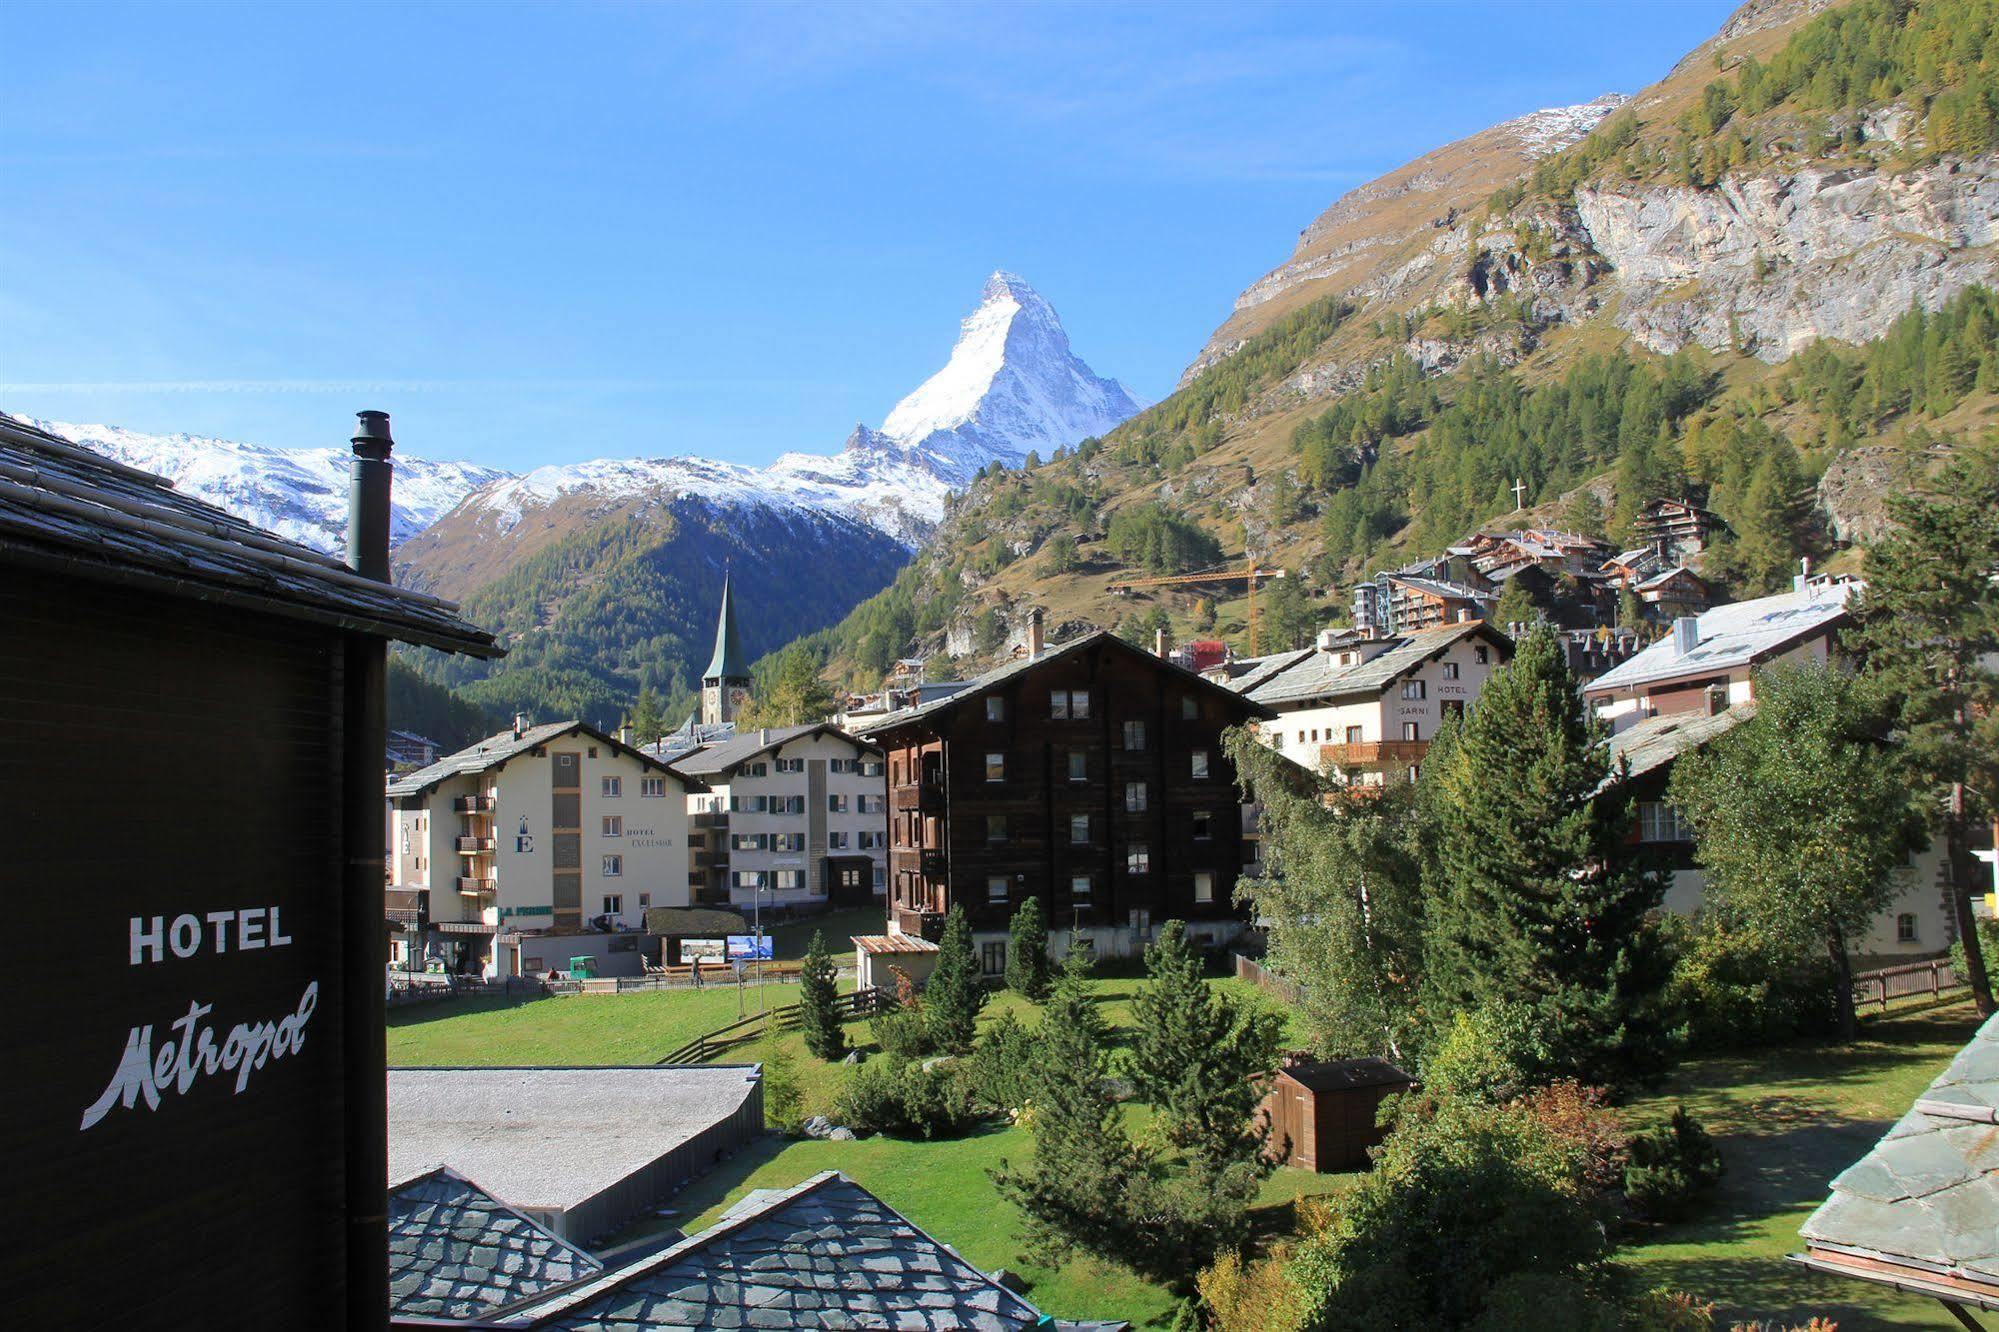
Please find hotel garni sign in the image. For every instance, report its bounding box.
[80,906,319,1132]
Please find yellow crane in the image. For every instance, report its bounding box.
[1106,562,1287,656]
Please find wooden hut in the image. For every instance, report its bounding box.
[1261,1056,1416,1172]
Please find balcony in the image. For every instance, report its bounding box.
[890,781,945,812]
[453,794,495,814]
[1319,739,1429,769]
[456,876,496,897]
[455,835,495,854]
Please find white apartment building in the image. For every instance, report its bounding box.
[1239,621,1514,781]
[386,719,691,978]
[666,724,888,912]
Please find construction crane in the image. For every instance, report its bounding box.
[1106,562,1287,656]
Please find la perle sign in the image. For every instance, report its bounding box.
[79,906,319,1133]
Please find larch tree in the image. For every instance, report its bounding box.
[1852,445,1999,1016]
[1669,664,1923,1038]
[1422,625,1672,1087]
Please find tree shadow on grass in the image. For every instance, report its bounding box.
[1636,1249,1946,1331]
[385,990,553,1030]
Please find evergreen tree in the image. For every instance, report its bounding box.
[1126,922,1284,1168]
[1853,445,1999,1017]
[1493,576,1538,629]
[798,930,847,1061]
[1005,896,1051,1000]
[742,644,836,727]
[1669,664,1922,1038]
[1040,534,1079,575]
[1422,625,1671,1086]
[628,685,666,747]
[1258,575,1319,652]
[923,904,985,1054]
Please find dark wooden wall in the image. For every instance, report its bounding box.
[0,572,351,1326]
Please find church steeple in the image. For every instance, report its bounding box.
[701,572,750,726]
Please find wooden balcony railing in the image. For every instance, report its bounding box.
[456,876,496,896]
[1319,739,1429,768]
[453,794,495,814]
[455,835,495,854]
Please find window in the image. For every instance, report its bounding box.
[775,757,805,774]
[859,794,885,814]
[987,876,1009,903]
[1070,814,1091,845]
[1071,874,1092,897]
[774,869,804,891]
[1181,694,1198,720]
[1127,844,1151,874]
[1345,725,1363,743]
[1191,750,1210,779]
[774,794,805,815]
[1443,661,1460,680]
[1194,872,1215,904]
[860,830,885,850]
[874,864,886,889]
[1638,802,1694,844]
[774,833,806,853]
[602,815,623,837]
[601,776,622,797]
[1401,722,1420,742]
[1050,691,1068,720]
[638,892,651,908]
[1123,719,1146,751]
[986,752,1005,782]
[1068,751,1088,783]
[1474,646,1490,665]
[743,761,768,778]
[1051,689,1090,719]
[603,894,623,915]
[986,814,1008,844]
[640,776,667,797]
[829,831,850,850]
[862,759,884,777]
[986,696,1006,722]
[1124,781,1147,813]
[602,855,623,877]
[1192,810,1212,840]
[1897,913,1918,943]
[1401,680,1427,700]
[981,940,1008,976]
[827,793,850,813]
[733,870,767,890]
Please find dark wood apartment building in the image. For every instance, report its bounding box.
[858,627,1274,965]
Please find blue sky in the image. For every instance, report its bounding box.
[0,0,1734,472]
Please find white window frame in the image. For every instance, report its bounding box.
[602,815,623,837]
[601,775,622,797]
[602,854,623,877]
[1194,871,1215,904]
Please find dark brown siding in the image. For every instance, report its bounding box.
[1,572,350,1326]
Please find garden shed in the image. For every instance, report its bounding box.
[1260,1056,1416,1172]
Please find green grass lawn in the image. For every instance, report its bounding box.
[1621,1000,1983,1330]
[765,905,890,961]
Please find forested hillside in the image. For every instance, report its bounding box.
[784,0,1999,690]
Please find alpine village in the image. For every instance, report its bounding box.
[12,0,1999,1328]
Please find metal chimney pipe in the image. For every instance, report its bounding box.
[340,409,392,1332]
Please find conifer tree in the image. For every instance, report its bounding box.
[1853,445,1999,1017]
[1004,896,1051,1000]
[923,904,985,1054]
[1127,922,1283,1168]
[798,930,847,1061]
[1422,625,1671,1086]
[628,685,666,747]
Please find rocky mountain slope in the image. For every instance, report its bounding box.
[803,0,1999,685]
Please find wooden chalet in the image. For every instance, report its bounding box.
[1633,497,1725,560]
[855,618,1273,964]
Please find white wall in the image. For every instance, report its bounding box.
[1260,635,1502,775]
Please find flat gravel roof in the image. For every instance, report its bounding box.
[388,1065,760,1215]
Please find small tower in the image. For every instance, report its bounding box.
[701,571,751,726]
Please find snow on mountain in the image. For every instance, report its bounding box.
[455,271,1141,547]
[34,417,507,555]
[1495,93,1630,158]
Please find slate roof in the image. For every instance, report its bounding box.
[389,1167,603,1320]
[1584,577,1860,696]
[1385,573,1491,601]
[497,1172,1091,1330]
[1798,1012,1999,1307]
[665,723,876,779]
[854,629,1273,737]
[1247,622,1508,708]
[1600,704,1754,788]
[1636,565,1705,592]
[0,412,498,657]
[387,721,684,798]
[1216,647,1316,694]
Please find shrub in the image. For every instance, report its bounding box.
[759,1038,803,1136]
[967,1008,1036,1112]
[834,1056,978,1140]
[1951,917,1999,995]
[1420,1004,1548,1106]
[1195,1248,1307,1332]
[1519,1080,1628,1201]
[1663,913,1838,1051]
[1625,1107,1724,1221]
[870,968,934,1060]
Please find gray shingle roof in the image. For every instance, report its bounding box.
[389,1167,603,1320]
[1600,703,1754,788]
[1247,622,1507,708]
[854,629,1273,736]
[1583,577,1859,695]
[1214,647,1315,695]
[0,412,498,657]
[664,723,876,779]
[500,1171,1079,1330]
[387,721,684,798]
[1799,1013,1999,1298]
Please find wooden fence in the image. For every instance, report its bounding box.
[1854,957,1965,1010]
[657,986,887,1065]
[1234,953,1307,1008]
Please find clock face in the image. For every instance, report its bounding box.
[729,686,751,707]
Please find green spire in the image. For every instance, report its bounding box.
[704,571,748,682]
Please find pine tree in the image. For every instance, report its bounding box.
[1004,896,1051,1000]
[629,685,666,747]
[1126,922,1284,1168]
[1422,625,1671,1087]
[1853,446,1999,1017]
[923,904,985,1054]
[797,930,847,1061]
[1493,576,1538,630]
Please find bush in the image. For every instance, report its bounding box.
[760,1038,804,1137]
[967,1008,1036,1112]
[1624,1107,1724,1221]
[834,1056,979,1140]
[1951,917,1999,995]
[871,968,934,1060]
[1420,1004,1548,1106]
[1519,1081,1628,1200]
[1663,915,1838,1051]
